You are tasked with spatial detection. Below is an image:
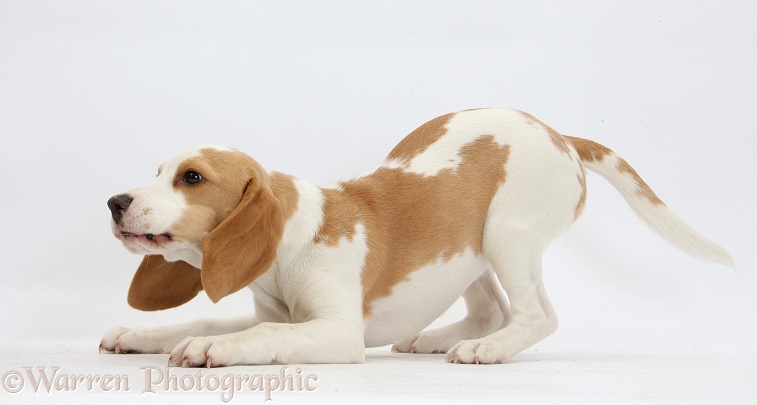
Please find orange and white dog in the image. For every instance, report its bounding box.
[101,108,733,367]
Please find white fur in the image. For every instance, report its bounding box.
[364,249,488,348]
[101,108,732,367]
[582,153,735,266]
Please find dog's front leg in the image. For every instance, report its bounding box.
[168,318,365,367]
[100,316,258,354]
[169,262,366,367]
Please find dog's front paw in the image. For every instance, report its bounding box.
[99,326,167,354]
[392,333,455,354]
[390,336,417,353]
[169,333,279,367]
[168,336,236,368]
[445,338,507,364]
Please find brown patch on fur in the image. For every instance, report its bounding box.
[271,172,299,222]
[386,113,455,163]
[316,188,361,246]
[518,111,572,156]
[567,136,613,162]
[316,130,510,316]
[567,136,664,206]
[575,170,587,220]
[617,159,664,206]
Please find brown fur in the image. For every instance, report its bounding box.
[567,136,664,206]
[128,256,202,311]
[386,113,455,162]
[568,136,613,162]
[617,159,664,206]
[271,172,300,222]
[575,170,588,220]
[316,119,510,316]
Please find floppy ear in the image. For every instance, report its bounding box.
[201,177,284,303]
[127,255,203,311]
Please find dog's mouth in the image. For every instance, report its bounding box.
[120,231,173,244]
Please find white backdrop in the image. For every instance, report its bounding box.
[1,1,755,403]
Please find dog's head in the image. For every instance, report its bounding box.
[108,146,284,310]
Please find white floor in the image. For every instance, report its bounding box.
[1,339,754,404]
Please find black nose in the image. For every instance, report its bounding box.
[107,194,134,224]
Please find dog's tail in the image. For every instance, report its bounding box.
[567,136,734,267]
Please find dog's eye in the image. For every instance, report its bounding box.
[182,171,203,185]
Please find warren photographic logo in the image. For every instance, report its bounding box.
[2,365,318,402]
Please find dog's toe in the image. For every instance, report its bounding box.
[171,336,215,367]
[391,337,418,353]
[101,327,167,355]
[446,339,507,364]
[99,326,130,353]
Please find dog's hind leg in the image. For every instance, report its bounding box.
[391,269,511,354]
[446,235,558,364]
[444,136,582,364]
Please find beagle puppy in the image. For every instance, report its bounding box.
[100,108,733,367]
